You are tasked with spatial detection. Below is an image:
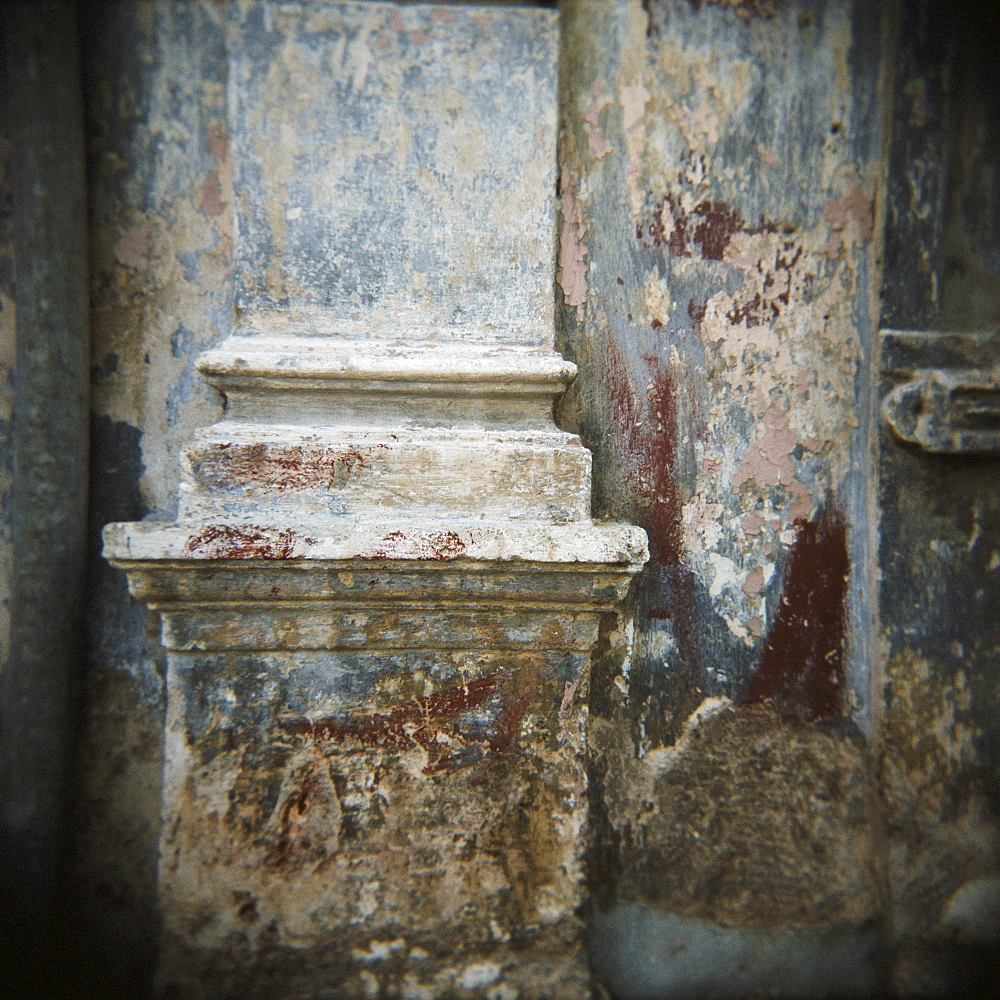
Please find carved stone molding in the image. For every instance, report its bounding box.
[103,333,646,999]
[881,330,1000,454]
[106,335,645,655]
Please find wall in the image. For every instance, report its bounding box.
[0,4,90,994]
[556,2,1000,997]
[558,1,889,994]
[878,2,1000,994]
[2,1,993,997]
[76,3,231,994]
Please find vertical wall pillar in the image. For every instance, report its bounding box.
[104,4,646,998]
[558,2,890,996]
[877,3,1000,993]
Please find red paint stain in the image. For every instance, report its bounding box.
[365,530,466,561]
[692,200,749,260]
[184,524,309,559]
[639,193,691,257]
[601,338,683,571]
[739,506,849,723]
[638,195,777,261]
[287,671,534,774]
[601,336,700,681]
[488,688,534,754]
[293,676,498,747]
[192,441,384,491]
[688,299,707,325]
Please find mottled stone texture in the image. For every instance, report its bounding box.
[60,2,1000,998]
[0,3,89,992]
[152,639,597,1000]
[878,3,1000,996]
[229,1,558,344]
[97,3,648,998]
[558,0,887,995]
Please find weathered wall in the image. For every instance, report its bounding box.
[878,2,1000,995]
[557,1,889,995]
[228,0,558,344]
[77,3,574,997]
[0,4,90,992]
[77,3,231,994]
[64,1,1000,997]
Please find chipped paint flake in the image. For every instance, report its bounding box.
[558,161,589,320]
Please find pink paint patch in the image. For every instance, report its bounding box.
[825,186,874,240]
[743,567,765,597]
[113,222,151,270]
[558,162,589,320]
[198,169,225,217]
[208,125,228,164]
[588,131,610,159]
[586,81,611,127]
[788,496,813,521]
[732,405,798,489]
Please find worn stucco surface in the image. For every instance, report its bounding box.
[229,1,558,345]
[877,4,1000,994]
[70,1,1000,997]
[558,1,888,994]
[151,642,596,999]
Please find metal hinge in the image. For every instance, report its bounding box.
[881,330,1000,454]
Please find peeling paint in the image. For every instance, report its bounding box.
[562,0,888,990]
[557,161,588,320]
[183,524,308,560]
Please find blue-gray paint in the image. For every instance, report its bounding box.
[229,1,558,344]
[591,904,879,1000]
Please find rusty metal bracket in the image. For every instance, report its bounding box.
[881,330,1000,454]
